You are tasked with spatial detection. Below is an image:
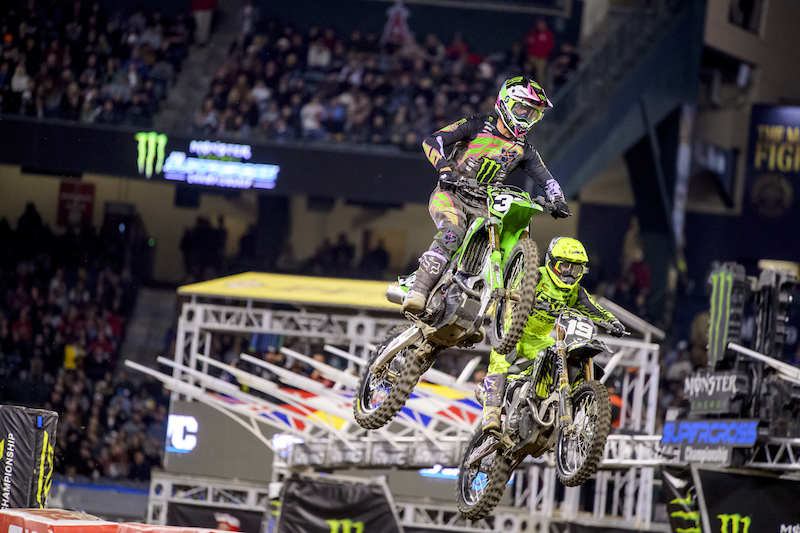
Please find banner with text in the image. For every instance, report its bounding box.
[746,105,800,219]
[0,406,58,509]
[277,476,402,533]
[697,468,800,533]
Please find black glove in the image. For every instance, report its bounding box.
[551,197,571,219]
[609,321,626,338]
[438,169,457,192]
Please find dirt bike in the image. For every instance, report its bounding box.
[456,307,627,520]
[353,179,556,430]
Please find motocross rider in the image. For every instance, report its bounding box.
[482,236,627,432]
[401,76,571,315]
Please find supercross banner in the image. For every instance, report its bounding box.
[277,476,403,533]
[696,468,800,533]
[0,405,58,509]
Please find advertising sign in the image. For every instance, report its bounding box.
[166,503,264,533]
[683,370,744,415]
[135,132,280,190]
[697,468,800,533]
[746,105,800,219]
[277,476,403,533]
[165,401,274,483]
[57,181,95,227]
[0,406,58,509]
[660,419,758,465]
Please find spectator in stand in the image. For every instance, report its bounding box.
[526,18,555,86]
[551,43,580,92]
[191,0,217,47]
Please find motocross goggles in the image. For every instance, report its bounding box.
[553,260,586,281]
[511,102,543,124]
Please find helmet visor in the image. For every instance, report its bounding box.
[511,102,543,123]
[554,260,585,279]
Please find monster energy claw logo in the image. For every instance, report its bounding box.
[718,513,751,533]
[136,132,167,178]
[326,519,364,533]
[476,158,501,183]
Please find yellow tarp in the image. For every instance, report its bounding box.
[178,272,398,310]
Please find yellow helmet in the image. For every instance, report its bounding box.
[545,237,588,289]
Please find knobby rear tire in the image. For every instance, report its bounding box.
[490,238,539,355]
[353,325,426,430]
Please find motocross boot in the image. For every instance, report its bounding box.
[401,253,446,315]
[482,373,506,433]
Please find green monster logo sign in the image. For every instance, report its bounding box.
[136,131,167,178]
[326,519,364,533]
[718,514,752,533]
[134,131,279,189]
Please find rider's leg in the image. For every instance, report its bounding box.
[481,371,505,433]
[402,189,465,314]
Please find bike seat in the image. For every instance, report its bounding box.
[506,358,536,375]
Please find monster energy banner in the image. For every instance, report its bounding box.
[277,476,403,533]
[0,405,58,509]
[662,465,702,533]
[697,468,800,533]
[663,466,800,533]
[707,262,746,369]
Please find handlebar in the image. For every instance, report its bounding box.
[449,178,556,213]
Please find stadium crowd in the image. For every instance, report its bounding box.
[0,203,166,483]
[193,15,580,148]
[0,0,192,126]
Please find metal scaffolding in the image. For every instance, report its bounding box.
[133,274,673,532]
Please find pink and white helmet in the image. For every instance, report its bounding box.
[495,77,553,138]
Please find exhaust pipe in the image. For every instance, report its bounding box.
[386,282,405,305]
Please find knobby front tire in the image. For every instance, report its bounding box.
[456,427,512,520]
[554,380,612,487]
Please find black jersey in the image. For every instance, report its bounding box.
[421,112,564,200]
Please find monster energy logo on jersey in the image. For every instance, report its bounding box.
[476,158,501,182]
[136,132,167,178]
[1,433,16,509]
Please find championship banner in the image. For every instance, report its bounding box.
[696,468,800,532]
[277,476,403,533]
[0,406,58,509]
[165,503,264,533]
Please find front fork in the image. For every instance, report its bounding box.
[488,222,504,293]
[555,325,574,431]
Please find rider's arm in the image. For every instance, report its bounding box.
[573,286,617,323]
[422,117,481,173]
[520,146,563,202]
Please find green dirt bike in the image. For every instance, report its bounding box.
[353,179,556,430]
[456,308,626,520]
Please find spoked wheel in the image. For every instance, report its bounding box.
[456,427,511,520]
[554,380,612,487]
[353,326,425,430]
[490,238,539,354]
